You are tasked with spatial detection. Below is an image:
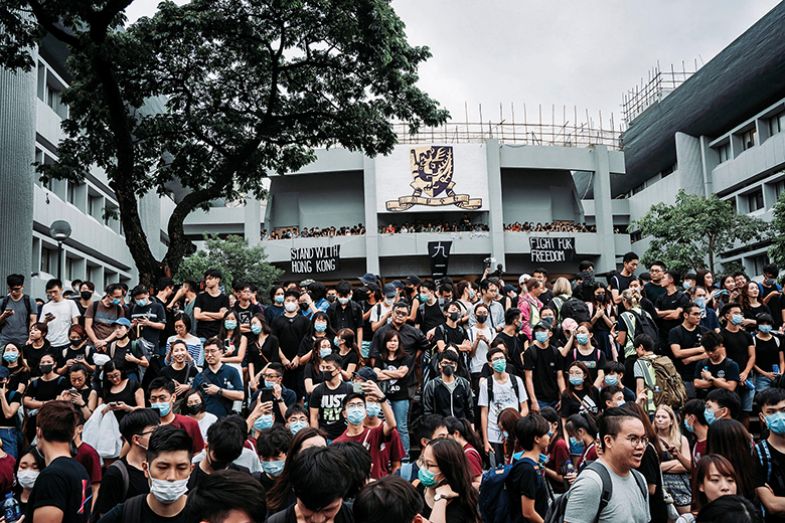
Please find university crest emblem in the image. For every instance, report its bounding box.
[385,146,483,211]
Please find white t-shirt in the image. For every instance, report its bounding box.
[41,298,81,347]
[369,301,394,325]
[478,374,527,443]
[468,325,493,373]
[564,461,650,523]
[192,446,261,474]
[197,412,218,440]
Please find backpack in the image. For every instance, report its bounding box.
[478,457,534,523]
[620,309,659,356]
[755,440,776,518]
[544,461,647,523]
[639,354,688,410]
[559,297,590,324]
[121,494,146,522]
[487,373,522,406]
[0,295,32,332]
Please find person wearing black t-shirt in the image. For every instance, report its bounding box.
[22,353,67,442]
[755,388,785,523]
[493,309,527,378]
[308,354,353,440]
[656,271,690,353]
[752,315,784,394]
[415,281,446,336]
[610,252,639,305]
[231,283,263,338]
[668,303,709,399]
[694,331,740,400]
[507,413,551,522]
[433,302,471,374]
[643,262,667,306]
[270,291,311,396]
[0,367,21,459]
[720,304,756,413]
[524,323,565,412]
[193,270,230,340]
[326,281,364,346]
[26,401,91,523]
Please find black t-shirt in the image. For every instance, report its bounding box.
[643,282,666,305]
[562,347,606,384]
[655,290,690,344]
[273,503,353,523]
[309,381,353,439]
[26,375,67,402]
[523,345,562,403]
[668,324,709,379]
[98,496,189,523]
[753,335,784,373]
[493,332,527,375]
[377,354,414,401]
[337,349,359,371]
[233,302,263,329]
[194,292,230,339]
[58,345,95,369]
[6,365,30,393]
[755,440,785,523]
[271,314,311,359]
[416,302,446,333]
[26,456,91,523]
[160,364,197,386]
[93,459,149,518]
[559,387,600,418]
[744,303,772,327]
[433,324,468,347]
[693,357,740,398]
[761,286,785,328]
[506,458,548,522]
[23,342,55,377]
[610,272,634,293]
[0,389,21,427]
[416,483,475,523]
[721,328,753,370]
[326,301,364,332]
[102,381,141,425]
[246,335,280,368]
[638,444,667,523]
[108,340,145,376]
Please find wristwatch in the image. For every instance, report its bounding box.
[433,493,448,502]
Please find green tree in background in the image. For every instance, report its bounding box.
[768,191,785,273]
[0,0,449,285]
[176,236,282,299]
[633,190,768,274]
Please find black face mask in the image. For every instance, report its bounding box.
[185,403,204,415]
[80,291,92,301]
[449,312,460,322]
[442,365,455,377]
[326,295,336,303]
[300,302,310,311]
[476,315,488,324]
[596,294,606,303]
[39,364,53,375]
[321,371,334,382]
[70,338,82,347]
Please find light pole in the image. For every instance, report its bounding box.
[49,220,72,281]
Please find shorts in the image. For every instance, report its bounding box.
[738,384,754,412]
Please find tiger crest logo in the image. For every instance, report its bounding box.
[385,146,483,211]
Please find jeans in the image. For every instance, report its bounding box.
[755,375,773,394]
[390,399,410,457]
[0,427,18,460]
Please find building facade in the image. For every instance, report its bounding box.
[0,36,172,298]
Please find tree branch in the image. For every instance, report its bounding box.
[28,1,80,47]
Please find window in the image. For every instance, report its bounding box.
[717,143,730,163]
[747,189,764,212]
[630,230,642,243]
[66,182,77,205]
[40,247,57,274]
[775,179,785,200]
[741,127,756,151]
[751,254,769,277]
[36,61,45,101]
[88,194,102,220]
[66,257,77,280]
[770,111,785,136]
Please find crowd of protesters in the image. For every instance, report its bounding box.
[503,221,597,233]
[0,255,782,522]
[265,224,366,240]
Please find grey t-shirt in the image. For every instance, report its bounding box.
[564,461,650,523]
[0,295,31,346]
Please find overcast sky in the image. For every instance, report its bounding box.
[126,0,781,129]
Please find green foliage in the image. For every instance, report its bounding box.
[632,190,768,274]
[769,191,785,270]
[0,0,448,283]
[176,236,282,298]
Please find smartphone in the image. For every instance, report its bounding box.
[200,383,210,391]
[352,381,364,394]
[69,388,78,395]
[75,354,84,361]
[260,387,274,403]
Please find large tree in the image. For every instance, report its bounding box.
[633,190,768,274]
[768,191,785,272]
[0,0,448,284]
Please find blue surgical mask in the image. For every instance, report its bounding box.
[112,298,121,306]
[366,403,381,418]
[535,331,549,344]
[704,407,717,425]
[333,337,342,347]
[491,359,507,373]
[261,459,285,477]
[683,419,694,434]
[347,406,367,426]
[569,437,585,455]
[512,450,524,461]
[569,375,584,386]
[695,297,706,309]
[254,414,274,432]
[502,430,509,439]
[683,281,692,290]
[319,348,332,358]
[419,293,429,303]
[360,344,370,359]
[135,299,147,307]
[760,325,773,334]
[575,333,590,345]
[224,320,237,330]
[2,352,18,363]
[731,314,744,326]
[251,324,262,335]
[314,322,327,333]
[766,412,785,435]
[418,468,438,487]
[274,295,284,304]
[604,375,618,387]
[289,420,307,435]
[152,402,171,417]
[263,380,276,389]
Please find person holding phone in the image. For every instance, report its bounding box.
[0,367,22,459]
[191,337,244,418]
[56,325,95,375]
[251,363,295,424]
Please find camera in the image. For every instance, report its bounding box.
[483,257,496,269]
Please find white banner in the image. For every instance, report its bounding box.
[375,144,489,213]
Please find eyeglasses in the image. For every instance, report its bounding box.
[204,349,222,354]
[625,435,649,447]
[393,310,408,316]
[262,374,281,380]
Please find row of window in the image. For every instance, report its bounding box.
[715,109,785,164]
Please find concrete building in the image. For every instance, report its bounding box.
[0,35,172,298]
[621,2,785,275]
[187,133,633,280]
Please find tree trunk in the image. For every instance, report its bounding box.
[708,236,715,274]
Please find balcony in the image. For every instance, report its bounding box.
[261,234,367,264]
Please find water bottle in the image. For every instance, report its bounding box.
[745,379,756,391]
[3,492,21,523]
[774,365,781,376]
[565,461,575,474]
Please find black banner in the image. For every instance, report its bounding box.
[290,245,341,274]
[428,241,452,279]
[529,236,575,263]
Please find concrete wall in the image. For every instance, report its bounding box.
[501,169,580,224]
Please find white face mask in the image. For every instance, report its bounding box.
[284,302,298,313]
[17,469,39,489]
[149,477,189,504]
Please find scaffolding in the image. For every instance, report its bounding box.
[622,60,698,126]
[395,103,623,150]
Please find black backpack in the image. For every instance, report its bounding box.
[544,461,647,523]
[627,309,659,343]
[559,297,591,324]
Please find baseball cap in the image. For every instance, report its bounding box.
[561,318,578,332]
[390,280,404,290]
[405,275,421,287]
[359,273,378,286]
[354,367,378,383]
[518,273,531,285]
[382,283,397,298]
[533,321,551,332]
[113,317,131,328]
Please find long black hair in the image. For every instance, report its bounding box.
[426,438,481,522]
